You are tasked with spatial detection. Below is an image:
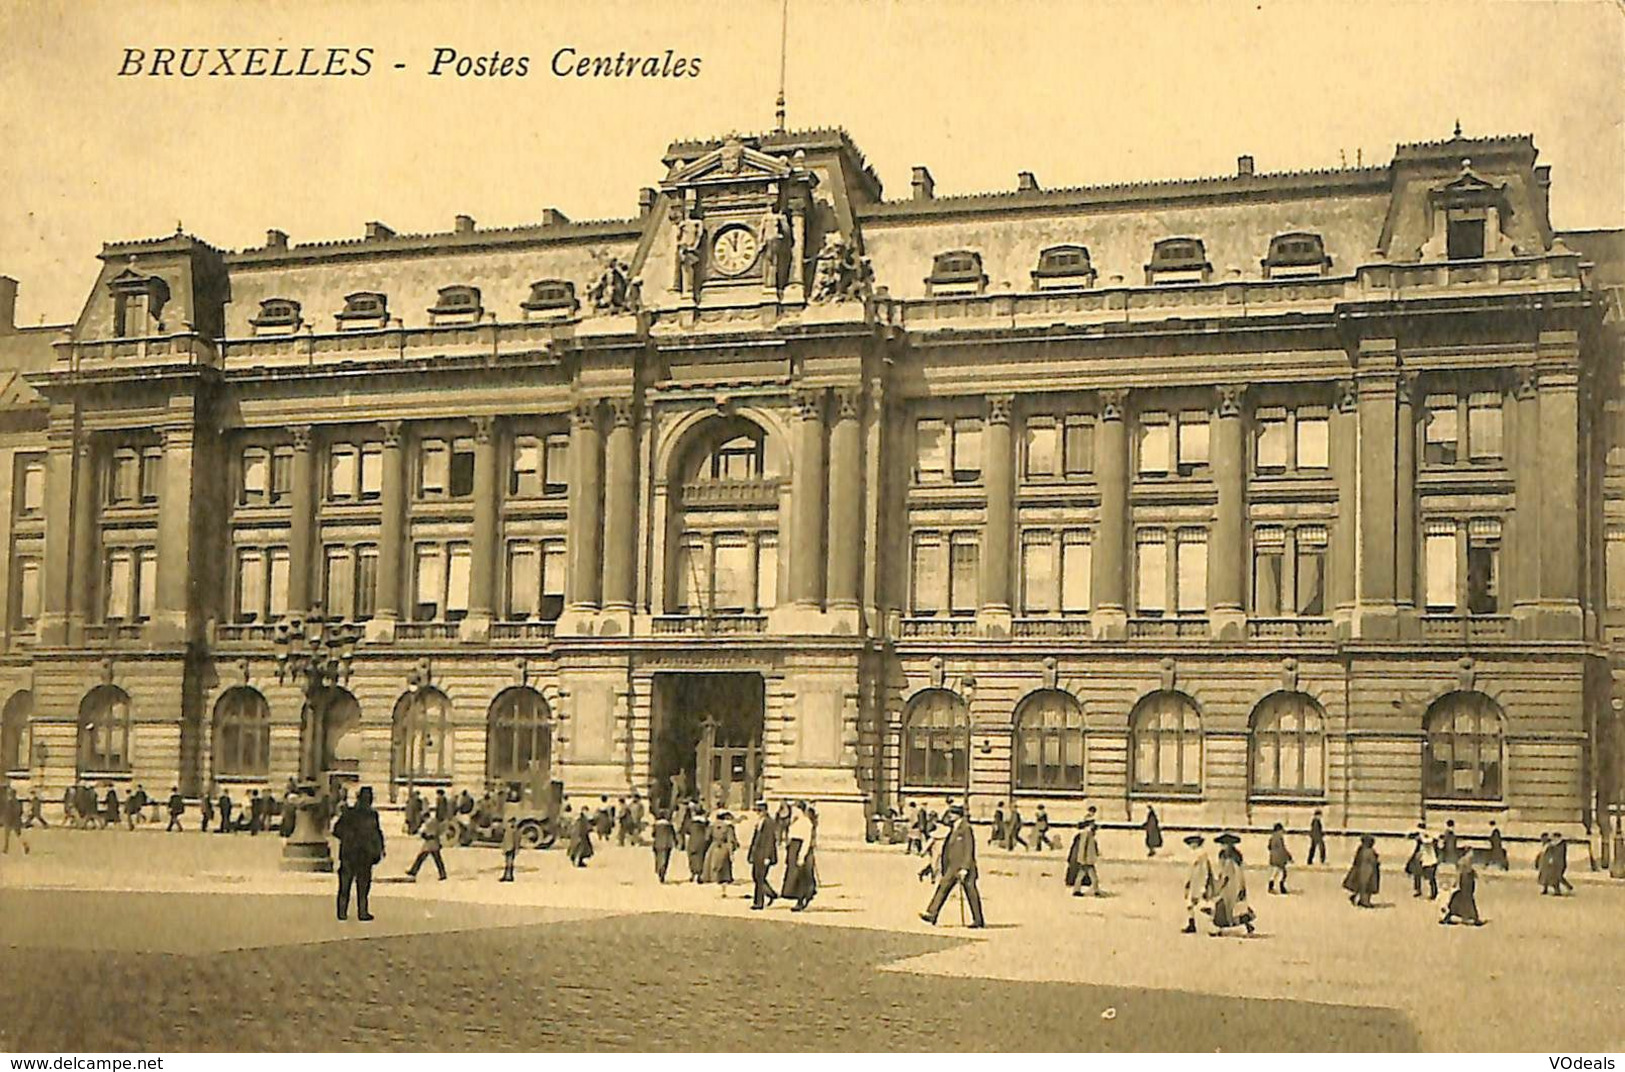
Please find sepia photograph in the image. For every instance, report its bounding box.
[0,0,1622,1057]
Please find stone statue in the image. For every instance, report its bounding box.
[810,232,871,304]
[674,210,706,296]
[758,205,790,290]
[588,256,636,315]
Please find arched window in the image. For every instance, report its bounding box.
[669,417,780,617]
[2,690,32,773]
[903,690,969,789]
[393,687,453,783]
[213,687,271,778]
[78,685,132,774]
[487,687,552,783]
[1013,690,1085,791]
[1249,691,1326,798]
[1424,691,1504,801]
[1130,691,1202,794]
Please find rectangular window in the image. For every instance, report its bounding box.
[1139,415,1171,476]
[1608,527,1625,609]
[418,440,449,497]
[674,537,704,614]
[446,543,471,620]
[1025,418,1059,480]
[140,448,163,504]
[359,442,383,500]
[1468,394,1503,461]
[414,545,444,620]
[1253,527,1285,616]
[1175,530,1208,613]
[1466,519,1500,615]
[1021,530,1056,614]
[542,540,566,620]
[1060,531,1091,613]
[109,451,139,505]
[952,419,983,483]
[324,546,354,619]
[1256,410,1288,472]
[13,557,41,627]
[105,550,132,621]
[1176,413,1209,474]
[241,449,269,505]
[756,534,778,611]
[511,437,542,497]
[449,438,476,497]
[713,536,752,613]
[355,545,378,620]
[1137,532,1166,615]
[267,549,290,619]
[270,447,294,504]
[507,544,539,619]
[1296,414,1330,470]
[329,446,358,501]
[1425,398,1459,466]
[1425,523,1458,612]
[915,419,947,484]
[543,434,571,496]
[1447,217,1486,260]
[1296,526,1327,616]
[1064,415,1094,475]
[133,548,158,621]
[911,532,946,615]
[949,532,980,615]
[16,456,45,517]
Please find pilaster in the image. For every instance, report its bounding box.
[788,386,827,609]
[1210,384,1247,639]
[564,399,604,612]
[1329,379,1358,635]
[462,416,499,642]
[601,396,639,619]
[1352,340,1401,638]
[287,426,315,616]
[977,393,1014,634]
[826,385,865,616]
[151,421,195,643]
[1091,388,1129,638]
[367,421,405,643]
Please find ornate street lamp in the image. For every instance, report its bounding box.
[273,605,364,872]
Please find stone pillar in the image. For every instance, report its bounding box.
[979,394,1015,630]
[1537,332,1583,637]
[1395,373,1418,626]
[789,387,827,608]
[1210,385,1247,638]
[601,397,639,613]
[464,416,499,639]
[826,386,865,611]
[1511,368,1542,633]
[1353,341,1400,638]
[37,413,78,645]
[369,421,405,641]
[287,426,316,616]
[67,436,98,644]
[1329,380,1358,633]
[153,424,195,642]
[1092,389,1129,638]
[566,400,604,610]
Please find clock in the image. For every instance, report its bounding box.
[710,225,760,276]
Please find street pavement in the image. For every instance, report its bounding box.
[1,826,1621,1051]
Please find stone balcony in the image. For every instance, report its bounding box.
[651,614,768,636]
[52,331,221,374]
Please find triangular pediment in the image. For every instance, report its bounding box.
[664,136,793,189]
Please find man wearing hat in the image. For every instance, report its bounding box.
[1407,823,1439,900]
[919,804,984,928]
[1066,806,1103,896]
[746,800,779,909]
[1183,833,1214,934]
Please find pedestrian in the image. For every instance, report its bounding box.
[200,789,214,833]
[595,795,614,839]
[333,785,384,921]
[216,789,233,833]
[499,816,519,882]
[1307,808,1327,865]
[1537,832,1573,895]
[1407,825,1439,900]
[1440,819,1459,866]
[774,800,794,849]
[616,796,631,846]
[781,801,815,909]
[745,800,778,909]
[1143,805,1163,857]
[61,785,76,828]
[1066,806,1103,896]
[905,801,924,855]
[25,789,46,829]
[628,793,647,846]
[1,788,29,855]
[991,802,1007,847]
[404,789,423,836]
[1486,820,1509,870]
[247,790,263,836]
[919,805,984,928]
[1267,822,1293,894]
[406,814,448,881]
[1182,834,1215,934]
[918,809,951,882]
[165,787,185,832]
[1440,849,1484,926]
[102,785,120,830]
[433,788,450,824]
[279,785,299,837]
[1005,803,1029,851]
[704,810,738,888]
[1343,833,1381,908]
[566,806,594,868]
[1033,804,1055,852]
[685,806,711,882]
[1209,833,1256,937]
[651,809,676,883]
[124,785,145,830]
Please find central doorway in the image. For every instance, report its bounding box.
[651,672,765,813]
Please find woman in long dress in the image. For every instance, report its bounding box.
[1343,834,1381,907]
[704,811,738,889]
[1440,850,1484,925]
[567,807,594,868]
[1209,836,1256,936]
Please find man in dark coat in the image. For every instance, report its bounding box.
[595,795,615,839]
[1005,804,1028,851]
[1067,807,1103,895]
[1267,822,1293,894]
[919,805,984,928]
[1440,820,1460,865]
[200,789,214,832]
[651,809,676,882]
[1486,821,1509,869]
[247,790,264,835]
[1343,834,1380,908]
[124,785,147,829]
[746,800,779,909]
[26,789,47,829]
[216,789,233,833]
[333,785,385,920]
[403,789,424,835]
[433,789,450,824]
[102,786,120,829]
[165,787,185,832]
[1143,805,1163,857]
[568,808,594,867]
[1307,809,1328,865]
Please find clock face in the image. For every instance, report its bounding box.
[710,225,760,276]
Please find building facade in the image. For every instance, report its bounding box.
[1,127,1621,838]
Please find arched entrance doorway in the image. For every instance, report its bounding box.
[651,672,764,812]
[2,690,32,776]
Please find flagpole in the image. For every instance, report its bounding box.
[774,0,789,132]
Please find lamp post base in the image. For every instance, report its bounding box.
[281,796,334,873]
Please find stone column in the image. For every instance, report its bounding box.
[1210,385,1247,638]
[464,416,499,639]
[37,412,78,645]
[1329,380,1359,632]
[566,400,604,610]
[601,397,639,613]
[67,437,99,644]
[979,394,1015,628]
[1511,368,1542,633]
[1353,344,1400,638]
[1092,389,1129,638]
[369,421,406,641]
[1537,332,1583,637]
[287,426,315,616]
[789,387,828,608]
[1395,373,1418,625]
[826,386,865,611]
[153,424,195,642]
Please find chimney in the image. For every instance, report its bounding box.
[911,166,935,201]
[638,187,657,216]
[539,208,570,226]
[454,214,476,235]
[1017,171,1039,193]
[0,276,17,334]
[365,221,396,241]
[265,229,289,251]
[1237,155,1255,177]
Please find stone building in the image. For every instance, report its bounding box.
[1,127,1621,839]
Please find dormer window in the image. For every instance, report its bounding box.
[1032,245,1097,290]
[1145,238,1211,285]
[521,279,579,320]
[1447,218,1485,260]
[925,250,987,296]
[107,270,170,339]
[1262,233,1331,278]
[336,291,389,331]
[428,285,483,326]
[249,298,303,335]
[1427,161,1508,261]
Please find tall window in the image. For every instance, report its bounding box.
[1424,691,1504,801]
[915,418,983,484]
[1139,410,1211,476]
[235,547,291,622]
[1424,519,1501,615]
[1253,526,1286,616]
[1175,530,1208,613]
[213,687,271,777]
[106,448,160,506]
[487,687,552,782]
[10,555,41,630]
[1467,394,1503,461]
[1137,531,1168,615]
[902,690,969,789]
[393,688,453,782]
[1130,691,1202,794]
[672,532,776,614]
[1024,416,1059,479]
[1013,691,1085,791]
[322,544,378,621]
[1250,692,1325,798]
[14,454,45,518]
[1253,405,1328,474]
[510,437,542,497]
[78,685,132,774]
[103,546,157,622]
[543,434,571,495]
[1296,526,1327,616]
[1,690,31,774]
[413,542,472,621]
[1138,414,1172,476]
[1466,520,1501,615]
[1255,409,1290,472]
[1424,522,1458,612]
[909,530,980,616]
[1607,526,1625,609]
[1063,415,1094,475]
[1176,412,1209,475]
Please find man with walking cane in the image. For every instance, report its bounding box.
[919,804,984,928]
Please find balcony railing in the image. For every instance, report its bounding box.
[214,622,282,644]
[82,623,146,643]
[652,614,768,636]
[1011,617,1093,638]
[1247,617,1334,639]
[899,617,980,638]
[1421,614,1514,640]
[393,622,462,641]
[1127,617,1210,639]
[490,621,558,641]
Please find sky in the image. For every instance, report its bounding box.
[0,0,1621,326]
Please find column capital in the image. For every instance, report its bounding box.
[290,425,314,452]
[606,396,638,428]
[1514,366,1540,401]
[380,420,404,448]
[571,399,600,428]
[791,386,825,421]
[832,385,864,423]
[986,393,1015,426]
[1334,379,1357,414]
[1396,371,1419,406]
[472,415,496,445]
[1213,384,1247,419]
[1098,388,1128,421]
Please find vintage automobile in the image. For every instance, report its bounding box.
[461,766,565,850]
